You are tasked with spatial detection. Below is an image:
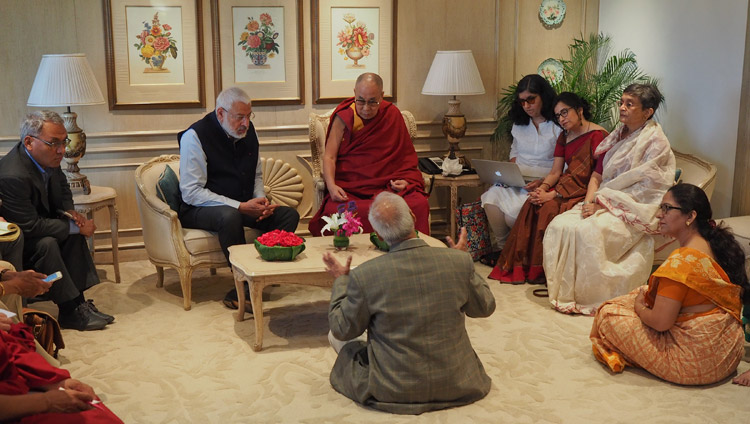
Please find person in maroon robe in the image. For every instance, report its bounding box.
[308,73,430,236]
[0,315,122,423]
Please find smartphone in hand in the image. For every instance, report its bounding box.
[43,272,63,283]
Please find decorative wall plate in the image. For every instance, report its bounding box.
[537,58,564,85]
[539,0,566,27]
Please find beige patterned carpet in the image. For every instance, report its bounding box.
[44,260,750,423]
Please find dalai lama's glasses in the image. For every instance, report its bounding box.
[355,98,381,108]
[658,203,687,214]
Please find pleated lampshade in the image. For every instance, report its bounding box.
[421,50,485,96]
[27,54,105,107]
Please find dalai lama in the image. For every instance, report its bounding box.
[308,73,430,236]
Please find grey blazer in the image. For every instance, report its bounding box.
[329,237,496,414]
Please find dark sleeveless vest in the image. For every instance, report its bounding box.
[178,111,259,202]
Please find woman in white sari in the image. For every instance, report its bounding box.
[543,84,676,315]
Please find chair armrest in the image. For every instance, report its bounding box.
[313,176,326,211]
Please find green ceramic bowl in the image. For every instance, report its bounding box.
[254,239,306,261]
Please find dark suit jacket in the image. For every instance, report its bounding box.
[328,238,496,414]
[0,142,73,242]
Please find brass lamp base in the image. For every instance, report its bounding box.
[61,109,91,195]
[441,98,471,169]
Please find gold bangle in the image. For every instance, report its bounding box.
[0,282,5,297]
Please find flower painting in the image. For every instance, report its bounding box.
[335,13,374,68]
[237,13,280,67]
[330,7,379,81]
[133,12,178,73]
[232,7,286,83]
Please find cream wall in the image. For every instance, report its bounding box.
[0,0,505,260]
[599,0,749,219]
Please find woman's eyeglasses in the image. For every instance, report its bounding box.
[554,107,573,121]
[517,95,537,106]
[658,203,685,214]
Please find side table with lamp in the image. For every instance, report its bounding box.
[421,50,486,238]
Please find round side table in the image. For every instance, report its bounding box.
[72,186,120,284]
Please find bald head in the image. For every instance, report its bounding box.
[355,72,383,91]
[369,192,415,245]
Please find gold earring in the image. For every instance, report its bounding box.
[686,221,691,227]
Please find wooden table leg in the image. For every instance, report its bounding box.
[249,278,265,351]
[449,184,458,240]
[235,275,248,322]
[108,203,121,284]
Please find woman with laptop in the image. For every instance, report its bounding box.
[488,92,607,284]
[480,75,561,264]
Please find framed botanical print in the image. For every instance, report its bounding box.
[103,0,206,109]
[311,0,396,104]
[211,0,304,105]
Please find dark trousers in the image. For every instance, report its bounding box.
[179,205,300,264]
[0,233,24,270]
[23,234,100,305]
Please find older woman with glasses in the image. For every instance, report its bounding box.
[591,183,748,385]
[489,92,606,283]
[543,83,676,314]
[479,75,561,264]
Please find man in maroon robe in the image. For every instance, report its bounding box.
[309,73,430,236]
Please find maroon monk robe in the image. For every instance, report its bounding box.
[1,324,123,423]
[309,98,430,235]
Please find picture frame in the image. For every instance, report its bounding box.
[211,0,304,105]
[311,0,397,104]
[103,0,206,110]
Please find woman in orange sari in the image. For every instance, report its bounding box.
[591,183,749,385]
[489,92,607,284]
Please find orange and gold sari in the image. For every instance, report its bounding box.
[590,247,744,385]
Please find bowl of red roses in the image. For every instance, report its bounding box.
[253,230,305,261]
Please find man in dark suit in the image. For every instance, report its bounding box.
[322,192,496,414]
[0,111,113,331]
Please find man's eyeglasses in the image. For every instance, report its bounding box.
[554,107,573,121]
[354,98,380,107]
[517,95,538,106]
[33,135,70,149]
[658,203,686,214]
[226,110,255,122]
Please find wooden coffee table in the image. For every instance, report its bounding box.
[228,233,446,351]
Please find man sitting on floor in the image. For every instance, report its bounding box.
[0,111,113,331]
[178,87,299,309]
[322,192,495,414]
[308,73,430,236]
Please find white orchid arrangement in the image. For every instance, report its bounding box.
[321,201,363,237]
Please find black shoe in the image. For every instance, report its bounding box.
[85,299,115,324]
[223,282,253,313]
[59,303,108,331]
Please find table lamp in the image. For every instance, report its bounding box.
[421,50,485,168]
[27,54,105,195]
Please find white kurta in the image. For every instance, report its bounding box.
[543,120,676,315]
[480,121,560,225]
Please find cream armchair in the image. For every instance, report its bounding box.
[308,108,424,211]
[134,154,303,310]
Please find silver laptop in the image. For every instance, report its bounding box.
[473,159,528,188]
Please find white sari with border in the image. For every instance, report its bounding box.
[543,120,676,315]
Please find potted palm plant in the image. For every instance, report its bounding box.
[492,33,658,158]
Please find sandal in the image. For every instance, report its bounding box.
[479,251,501,266]
[532,288,548,297]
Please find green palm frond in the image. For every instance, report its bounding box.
[492,32,659,145]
